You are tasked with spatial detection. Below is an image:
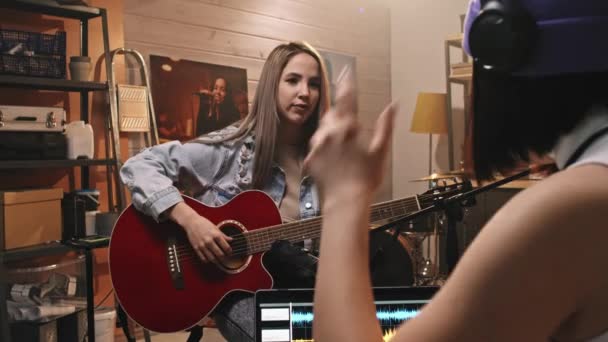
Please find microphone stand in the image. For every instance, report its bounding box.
[372,167,535,275]
[442,193,465,274]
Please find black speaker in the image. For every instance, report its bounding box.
[0,132,67,160]
[62,193,86,240]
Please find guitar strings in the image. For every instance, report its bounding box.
[172,186,457,254]
[173,194,426,254]
[173,192,441,256]
[173,192,443,260]
[205,184,456,255]
[177,232,325,263]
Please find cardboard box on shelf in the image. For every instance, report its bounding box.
[1,188,63,250]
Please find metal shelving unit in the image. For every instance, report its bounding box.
[0,75,108,91]
[0,1,124,341]
[2,242,74,263]
[0,159,116,169]
[0,0,101,19]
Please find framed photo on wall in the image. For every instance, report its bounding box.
[149,55,248,142]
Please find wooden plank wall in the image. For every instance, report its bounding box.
[123,0,393,201]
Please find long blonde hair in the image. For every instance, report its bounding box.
[199,41,330,188]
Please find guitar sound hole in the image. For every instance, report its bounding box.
[218,223,249,272]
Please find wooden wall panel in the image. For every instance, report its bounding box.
[124,0,392,200]
[124,0,388,57]
[194,0,388,38]
[124,14,279,59]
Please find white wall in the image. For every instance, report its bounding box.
[390,0,470,199]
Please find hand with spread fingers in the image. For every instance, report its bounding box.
[304,71,397,205]
[309,71,398,342]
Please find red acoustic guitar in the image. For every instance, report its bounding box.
[109,185,465,333]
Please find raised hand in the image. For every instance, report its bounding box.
[303,70,397,203]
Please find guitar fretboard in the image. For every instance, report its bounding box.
[238,194,432,255]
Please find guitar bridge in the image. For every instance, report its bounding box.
[166,237,184,290]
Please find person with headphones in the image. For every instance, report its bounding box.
[309,0,608,341]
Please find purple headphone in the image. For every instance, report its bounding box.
[463,0,608,76]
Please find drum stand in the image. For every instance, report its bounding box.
[381,168,538,286]
[402,230,432,286]
[405,213,441,286]
[406,183,468,286]
[417,197,467,286]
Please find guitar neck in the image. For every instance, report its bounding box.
[240,194,424,255]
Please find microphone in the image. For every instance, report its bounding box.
[192,92,212,97]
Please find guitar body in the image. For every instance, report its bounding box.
[109,190,280,333]
[109,183,467,333]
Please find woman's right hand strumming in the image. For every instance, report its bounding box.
[168,202,233,263]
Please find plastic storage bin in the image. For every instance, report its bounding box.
[5,254,86,323]
[95,307,116,342]
[0,29,66,56]
[0,29,67,78]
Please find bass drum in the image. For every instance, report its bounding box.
[369,230,415,287]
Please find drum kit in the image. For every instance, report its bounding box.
[374,166,540,287]
[401,169,469,286]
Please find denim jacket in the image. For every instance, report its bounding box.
[120,125,321,223]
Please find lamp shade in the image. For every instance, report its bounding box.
[410,92,448,134]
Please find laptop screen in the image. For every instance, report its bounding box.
[255,286,438,342]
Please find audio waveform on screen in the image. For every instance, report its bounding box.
[383,328,397,341]
[290,306,419,327]
[291,328,398,342]
[291,310,314,326]
[376,307,420,323]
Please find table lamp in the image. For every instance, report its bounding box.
[410,92,448,176]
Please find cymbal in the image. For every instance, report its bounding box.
[410,170,467,182]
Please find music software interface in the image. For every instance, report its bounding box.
[258,299,428,342]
